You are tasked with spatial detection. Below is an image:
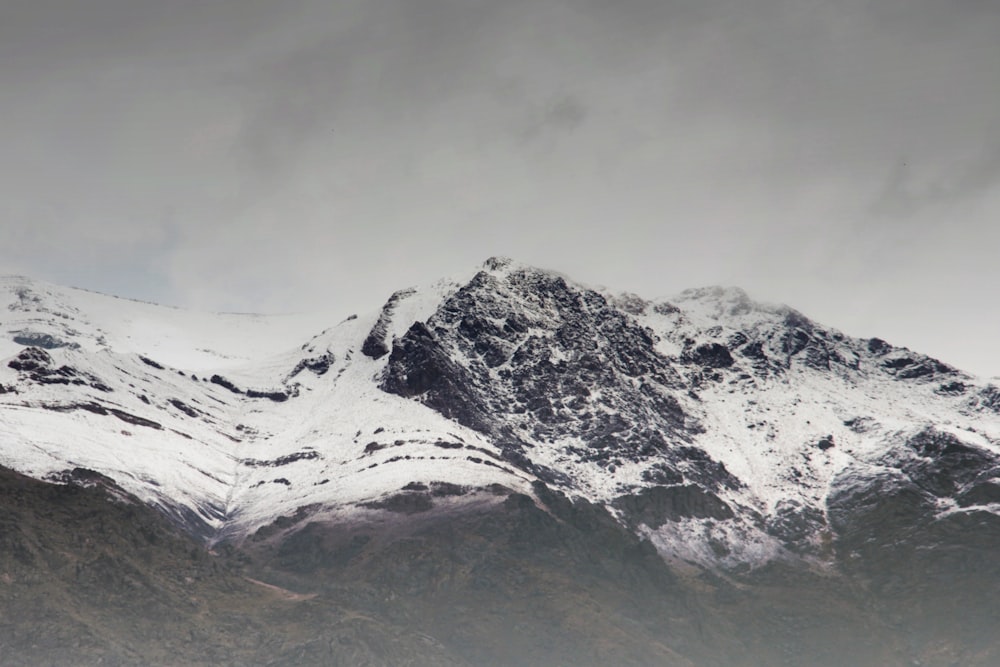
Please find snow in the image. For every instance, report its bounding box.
[0,269,536,542]
[639,516,783,570]
[2,265,999,565]
[0,274,337,370]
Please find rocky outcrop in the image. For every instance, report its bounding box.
[362,288,417,359]
[381,269,721,482]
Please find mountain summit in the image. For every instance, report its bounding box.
[2,259,999,665]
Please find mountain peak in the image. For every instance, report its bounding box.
[1,264,998,568]
[482,255,514,272]
[671,285,775,320]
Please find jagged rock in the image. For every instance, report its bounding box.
[362,288,416,359]
[289,351,335,377]
[7,346,53,372]
[689,342,735,368]
[210,374,242,393]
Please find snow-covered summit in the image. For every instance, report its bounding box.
[1,262,998,568]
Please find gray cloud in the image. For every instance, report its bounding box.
[873,146,1000,218]
[1,0,998,375]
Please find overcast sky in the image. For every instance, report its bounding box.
[1,0,998,376]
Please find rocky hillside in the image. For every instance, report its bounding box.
[2,258,999,665]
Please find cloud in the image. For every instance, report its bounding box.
[1,0,999,372]
[872,146,1000,219]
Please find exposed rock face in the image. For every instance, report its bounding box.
[8,346,112,391]
[362,288,417,359]
[11,331,78,350]
[2,263,997,561]
[369,262,999,567]
[7,345,53,372]
[381,268,734,490]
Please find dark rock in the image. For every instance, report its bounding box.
[289,351,335,377]
[107,408,162,430]
[781,328,812,359]
[803,342,833,370]
[652,301,679,315]
[690,342,735,368]
[867,337,892,355]
[89,379,113,392]
[138,355,165,370]
[209,374,242,394]
[39,401,163,430]
[168,398,200,418]
[767,499,828,553]
[937,381,968,395]
[828,469,934,554]
[361,335,390,360]
[727,331,749,349]
[843,416,875,433]
[429,481,467,497]
[613,485,735,529]
[434,440,464,449]
[380,267,709,484]
[641,463,684,485]
[8,346,53,372]
[739,341,767,359]
[242,451,320,468]
[381,320,496,435]
[246,388,290,402]
[897,430,998,497]
[782,309,815,332]
[12,331,78,349]
[900,359,955,379]
[957,482,1000,507]
[970,385,1000,414]
[362,288,416,359]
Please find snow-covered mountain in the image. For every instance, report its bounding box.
[2,257,999,569]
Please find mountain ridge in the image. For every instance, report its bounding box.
[3,258,1000,665]
[1,258,998,565]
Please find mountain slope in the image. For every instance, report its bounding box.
[2,260,998,557]
[0,464,478,667]
[2,259,1000,664]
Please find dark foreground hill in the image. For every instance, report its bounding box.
[3,465,999,666]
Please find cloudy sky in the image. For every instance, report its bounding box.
[1,0,998,376]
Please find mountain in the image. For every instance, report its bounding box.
[2,258,999,666]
